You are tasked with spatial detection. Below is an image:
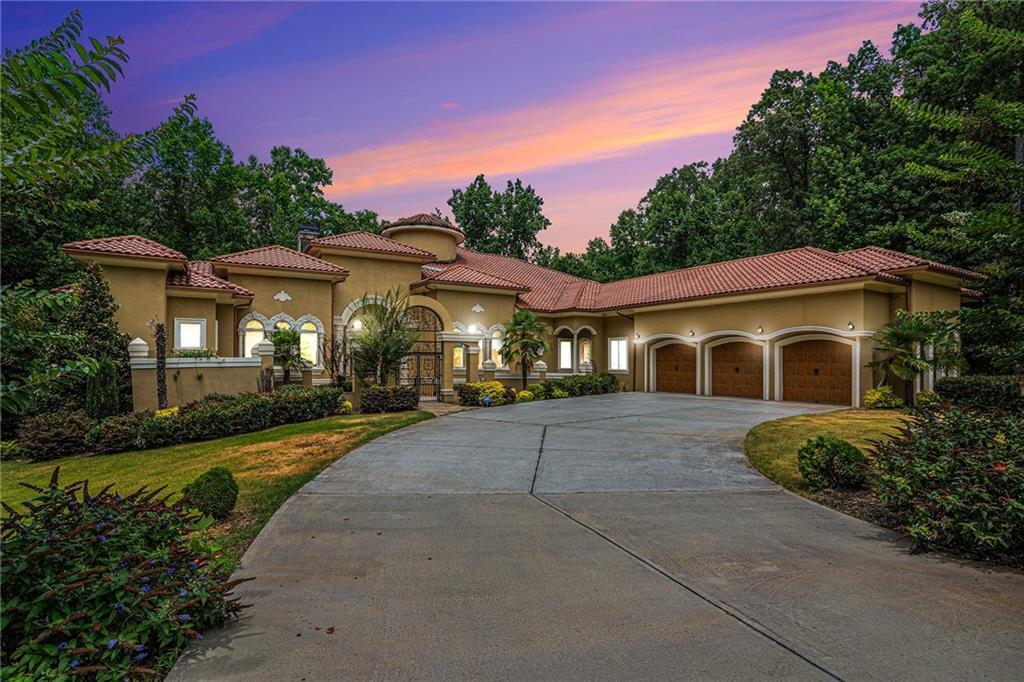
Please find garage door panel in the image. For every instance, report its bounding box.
[782,339,851,405]
[656,344,696,394]
[711,342,763,399]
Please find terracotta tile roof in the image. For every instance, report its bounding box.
[311,231,436,260]
[837,246,985,281]
[210,245,348,276]
[167,261,253,297]
[416,264,529,291]
[384,212,463,233]
[62,235,186,262]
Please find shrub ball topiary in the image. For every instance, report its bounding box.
[873,405,1023,561]
[16,410,95,461]
[0,469,247,679]
[516,390,534,403]
[183,467,239,520]
[864,385,904,409]
[934,375,1022,411]
[797,435,868,491]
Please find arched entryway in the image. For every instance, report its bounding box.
[708,340,764,399]
[653,342,697,393]
[400,306,442,400]
[776,335,854,405]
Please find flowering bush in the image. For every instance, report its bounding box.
[864,385,904,409]
[525,384,547,400]
[550,388,569,399]
[0,469,247,679]
[873,405,1023,561]
[454,381,517,407]
[796,435,868,491]
[516,390,534,403]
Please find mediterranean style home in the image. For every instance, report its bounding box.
[61,213,981,411]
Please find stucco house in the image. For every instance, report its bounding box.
[61,213,982,411]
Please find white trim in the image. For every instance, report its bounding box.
[338,295,386,327]
[557,338,573,371]
[130,357,261,369]
[704,336,768,400]
[173,317,207,351]
[635,325,873,345]
[268,312,297,330]
[773,334,859,407]
[440,331,483,342]
[552,324,575,336]
[575,324,598,336]
[648,338,699,394]
[238,312,269,358]
[382,223,465,245]
[608,336,629,373]
[214,320,219,353]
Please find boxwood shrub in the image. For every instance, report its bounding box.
[873,405,1023,561]
[934,375,1022,411]
[183,467,239,520]
[864,385,904,409]
[359,385,419,413]
[796,435,868,491]
[0,470,246,679]
[456,373,621,407]
[16,411,95,461]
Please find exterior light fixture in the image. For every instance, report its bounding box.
[847,321,855,330]
[635,332,640,339]
[756,326,763,334]
[468,323,480,334]
[689,330,695,337]
[350,319,363,331]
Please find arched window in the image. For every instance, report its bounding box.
[452,344,465,370]
[579,338,592,365]
[274,320,292,332]
[299,321,318,365]
[491,330,505,367]
[243,319,266,358]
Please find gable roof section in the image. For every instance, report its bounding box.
[210,245,348,276]
[167,261,253,297]
[836,246,985,281]
[62,235,186,263]
[311,231,436,260]
[415,264,529,292]
[444,248,595,311]
[385,212,463,233]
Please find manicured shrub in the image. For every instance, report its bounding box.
[87,412,150,454]
[934,375,1022,411]
[873,405,1023,561]
[454,381,517,407]
[551,388,569,399]
[516,390,534,403]
[914,390,941,408]
[864,385,904,409]
[0,469,246,679]
[547,373,622,397]
[183,467,239,520]
[16,410,94,461]
[85,357,121,420]
[1,440,23,460]
[360,385,419,413]
[526,384,548,400]
[796,435,868,491]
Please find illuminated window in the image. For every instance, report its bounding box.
[275,320,292,332]
[174,318,205,350]
[453,345,465,369]
[609,338,628,372]
[558,339,572,370]
[491,331,505,367]
[243,319,265,358]
[579,338,592,364]
[299,321,318,365]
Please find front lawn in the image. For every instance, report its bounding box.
[2,410,432,568]
[743,409,905,493]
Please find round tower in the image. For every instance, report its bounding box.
[382,213,463,262]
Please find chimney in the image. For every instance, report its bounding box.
[297,224,319,253]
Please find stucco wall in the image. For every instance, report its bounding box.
[228,273,333,352]
[387,228,458,261]
[319,254,424,319]
[216,304,236,355]
[435,290,516,332]
[131,360,261,412]
[910,280,961,313]
[167,297,217,351]
[100,264,168,353]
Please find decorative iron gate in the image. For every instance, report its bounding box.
[400,306,442,400]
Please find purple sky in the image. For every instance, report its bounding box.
[2,1,922,251]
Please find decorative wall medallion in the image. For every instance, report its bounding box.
[273,290,292,302]
[471,304,484,313]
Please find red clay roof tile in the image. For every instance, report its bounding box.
[62,235,186,262]
[311,231,436,259]
[210,245,347,275]
[416,264,529,291]
[385,213,463,232]
[167,262,253,297]
[837,246,985,281]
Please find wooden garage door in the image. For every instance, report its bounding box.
[656,344,696,393]
[711,342,763,398]
[782,339,852,405]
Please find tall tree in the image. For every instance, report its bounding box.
[448,174,550,258]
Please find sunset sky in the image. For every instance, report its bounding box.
[2,1,923,251]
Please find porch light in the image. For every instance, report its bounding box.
[847,321,855,330]
[688,330,695,336]
[756,326,763,334]
[351,319,363,331]
[468,323,480,334]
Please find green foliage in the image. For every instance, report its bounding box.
[914,390,941,408]
[16,410,94,461]
[525,384,548,400]
[516,390,534,403]
[85,357,121,420]
[359,386,419,413]
[1,440,23,460]
[448,174,550,259]
[550,388,569,400]
[498,310,552,389]
[350,290,421,386]
[873,405,1023,561]
[183,467,239,520]
[271,329,307,384]
[796,435,869,491]
[934,375,1023,411]
[172,348,219,359]
[0,468,245,679]
[546,373,623,398]
[868,310,960,387]
[864,385,906,409]
[454,381,517,407]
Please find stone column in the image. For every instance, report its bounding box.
[572,331,579,374]
[128,338,153,412]
[254,338,276,392]
[579,360,593,376]
[466,345,480,383]
[535,360,547,384]
[441,342,455,403]
[481,359,496,383]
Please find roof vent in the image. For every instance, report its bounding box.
[297,224,319,253]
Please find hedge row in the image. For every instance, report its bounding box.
[359,385,419,413]
[456,373,622,407]
[934,375,1022,411]
[16,387,353,460]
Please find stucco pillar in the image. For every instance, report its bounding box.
[466,346,480,383]
[579,359,593,376]
[535,360,547,384]
[254,338,275,369]
[481,359,496,382]
[301,369,313,388]
[571,332,579,374]
[128,338,154,412]
[441,342,455,403]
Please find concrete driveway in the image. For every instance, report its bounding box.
[172,394,1024,681]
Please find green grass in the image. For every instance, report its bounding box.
[743,409,905,493]
[2,410,432,568]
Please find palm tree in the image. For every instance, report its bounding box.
[499,310,552,389]
[868,310,961,399]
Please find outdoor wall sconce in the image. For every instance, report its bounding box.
[468,323,480,334]
[635,332,640,339]
[847,321,855,330]
[756,326,763,334]
[350,319,363,331]
[689,330,695,336]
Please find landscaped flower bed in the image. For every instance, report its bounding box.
[455,372,622,407]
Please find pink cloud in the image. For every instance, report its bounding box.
[441,101,461,110]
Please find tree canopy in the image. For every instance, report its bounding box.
[447,174,550,259]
